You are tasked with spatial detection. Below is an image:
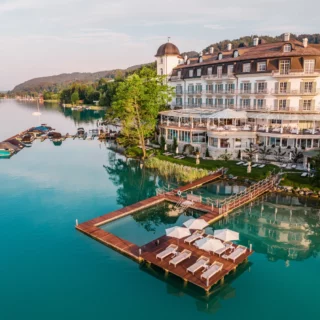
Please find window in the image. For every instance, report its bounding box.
[233,50,239,58]
[279,60,290,75]
[176,85,182,94]
[283,44,291,52]
[179,131,190,143]
[188,85,194,94]
[279,82,288,93]
[206,98,214,106]
[160,68,163,75]
[195,84,202,93]
[216,98,224,106]
[207,67,213,75]
[279,100,287,110]
[177,71,181,78]
[271,119,282,124]
[187,98,193,106]
[243,63,251,72]
[206,84,213,93]
[176,98,182,106]
[242,82,251,93]
[189,69,194,77]
[226,83,235,93]
[257,61,267,72]
[216,84,223,93]
[257,82,267,93]
[217,66,222,78]
[303,82,313,93]
[303,100,312,110]
[160,58,163,64]
[167,129,177,140]
[197,68,201,76]
[225,98,235,107]
[227,65,234,75]
[199,57,203,63]
[243,99,251,107]
[257,99,265,108]
[304,60,315,74]
[218,53,223,60]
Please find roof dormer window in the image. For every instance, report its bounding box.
[218,53,223,60]
[199,56,203,63]
[233,50,239,58]
[187,59,190,65]
[283,44,292,52]
[189,69,194,77]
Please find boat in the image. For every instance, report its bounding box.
[21,134,34,144]
[0,149,11,158]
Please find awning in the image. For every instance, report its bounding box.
[208,108,247,119]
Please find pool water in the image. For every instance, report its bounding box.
[1,100,320,320]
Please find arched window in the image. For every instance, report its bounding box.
[283,44,291,52]
[160,68,163,75]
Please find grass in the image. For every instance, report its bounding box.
[157,155,279,181]
[280,173,320,191]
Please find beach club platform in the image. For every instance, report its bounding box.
[141,235,253,292]
[75,169,278,292]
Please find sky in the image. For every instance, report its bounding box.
[0,0,319,91]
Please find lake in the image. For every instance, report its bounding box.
[1,99,320,319]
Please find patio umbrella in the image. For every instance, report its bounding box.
[194,238,224,252]
[183,218,208,230]
[213,229,239,242]
[165,226,190,244]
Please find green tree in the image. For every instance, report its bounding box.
[109,67,173,159]
[71,91,79,105]
[273,146,286,162]
[311,152,320,187]
[218,149,233,161]
[244,145,258,161]
[259,145,272,161]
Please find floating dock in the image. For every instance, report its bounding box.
[76,171,278,292]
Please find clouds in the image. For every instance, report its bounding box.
[0,0,320,90]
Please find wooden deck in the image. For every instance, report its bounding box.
[141,235,253,292]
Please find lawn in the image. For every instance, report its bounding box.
[157,155,279,181]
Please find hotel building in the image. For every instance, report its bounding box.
[155,33,320,159]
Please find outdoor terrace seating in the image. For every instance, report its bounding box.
[169,249,192,267]
[187,256,210,275]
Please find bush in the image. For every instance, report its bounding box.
[160,135,165,151]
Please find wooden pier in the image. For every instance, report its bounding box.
[76,170,278,292]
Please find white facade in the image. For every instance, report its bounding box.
[156,38,320,160]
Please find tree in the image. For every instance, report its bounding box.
[244,145,258,161]
[71,91,79,105]
[290,147,303,164]
[172,137,178,152]
[273,146,286,162]
[109,67,173,159]
[259,146,272,161]
[311,151,320,187]
[218,149,233,161]
[160,135,166,151]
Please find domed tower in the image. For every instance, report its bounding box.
[155,41,181,77]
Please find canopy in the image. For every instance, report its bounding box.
[213,229,239,242]
[183,218,209,230]
[165,226,191,239]
[209,108,247,119]
[34,126,50,132]
[194,238,224,252]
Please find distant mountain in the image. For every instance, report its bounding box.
[11,63,154,94]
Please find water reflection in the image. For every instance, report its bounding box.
[210,194,320,262]
[141,260,251,314]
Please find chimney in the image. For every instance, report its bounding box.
[284,33,290,42]
[303,38,308,48]
[209,46,214,54]
[227,43,232,51]
[184,54,188,63]
[253,37,259,46]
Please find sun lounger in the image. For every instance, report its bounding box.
[187,256,210,275]
[252,164,259,168]
[281,164,287,168]
[201,261,223,281]
[258,164,265,168]
[214,242,234,256]
[232,176,238,180]
[156,244,178,261]
[223,245,247,262]
[236,161,244,165]
[291,164,297,169]
[173,155,181,159]
[301,172,308,177]
[184,230,204,244]
[243,163,249,167]
[169,249,192,267]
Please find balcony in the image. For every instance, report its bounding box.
[274,89,320,96]
[239,90,252,95]
[201,73,235,81]
[272,69,320,77]
[170,75,182,81]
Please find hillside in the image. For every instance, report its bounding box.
[11,63,154,94]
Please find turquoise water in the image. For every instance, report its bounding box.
[1,100,320,319]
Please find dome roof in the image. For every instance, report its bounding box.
[155,42,180,57]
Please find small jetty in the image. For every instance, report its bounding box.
[76,171,279,292]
